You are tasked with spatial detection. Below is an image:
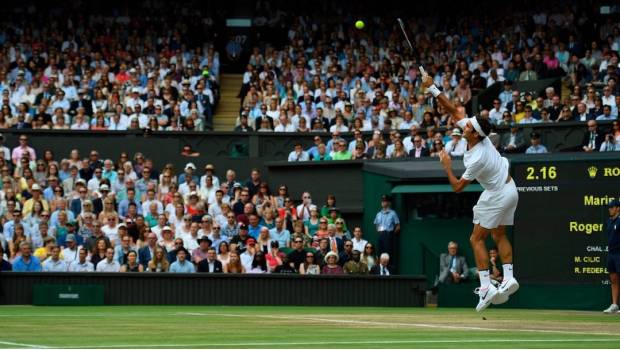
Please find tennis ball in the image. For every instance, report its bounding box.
[355,20,365,30]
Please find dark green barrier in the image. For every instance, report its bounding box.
[33,284,104,306]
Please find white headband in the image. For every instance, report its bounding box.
[470,117,486,137]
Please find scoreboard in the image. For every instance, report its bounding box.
[512,160,619,285]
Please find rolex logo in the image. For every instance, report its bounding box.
[587,166,598,179]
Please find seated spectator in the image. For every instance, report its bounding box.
[247,251,268,274]
[68,248,95,272]
[224,250,245,273]
[436,241,470,285]
[525,132,549,154]
[95,247,121,272]
[12,242,42,272]
[501,122,526,153]
[147,247,170,272]
[370,253,392,276]
[600,133,619,152]
[288,143,309,162]
[321,251,344,275]
[197,247,223,273]
[408,136,430,159]
[361,243,378,271]
[299,251,320,274]
[343,250,369,275]
[582,120,604,152]
[169,248,195,273]
[120,251,143,272]
[41,245,67,272]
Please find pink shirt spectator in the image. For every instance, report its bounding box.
[11,136,36,165]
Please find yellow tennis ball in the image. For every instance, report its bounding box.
[355,20,365,30]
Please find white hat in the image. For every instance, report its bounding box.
[185,162,196,170]
[324,251,339,263]
[452,128,462,136]
[162,226,172,231]
[31,184,41,191]
[189,191,199,197]
[99,184,110,191]
[131,87,140,93]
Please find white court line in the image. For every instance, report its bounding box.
[177,312,620,337]
[64,338,620,348]
[0,340,48,348]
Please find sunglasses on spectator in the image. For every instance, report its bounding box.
[294,240,303,243]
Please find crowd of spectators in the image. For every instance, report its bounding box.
[0,135,391,274]
[235,3,620,155]
[0,2,221,132]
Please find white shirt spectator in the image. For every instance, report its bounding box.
[96,259,121,272]
[445,138,467,157]
[68,260,95,272]
[288,150,309,162]
[62,246,81,264]
[240,251,254,271]
[274,123,296,132]
[43,258,68,272]
[101,225,120,245]
[352,237,368,253]
[489,107,506,124]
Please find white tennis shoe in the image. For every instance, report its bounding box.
[498,277,520,297]
[603,304,619,314]
[474,284,499,312]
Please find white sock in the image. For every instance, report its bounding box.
[479,270,491,288]
[503,263,514,280]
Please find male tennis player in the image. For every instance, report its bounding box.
[421,73,519,311]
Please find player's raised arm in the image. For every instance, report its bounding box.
[419,72,465,122]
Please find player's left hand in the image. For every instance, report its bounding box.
[439,150,451,169]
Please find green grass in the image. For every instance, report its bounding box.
[0,306,619,348]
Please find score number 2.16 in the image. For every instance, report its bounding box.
[526,166,557,180]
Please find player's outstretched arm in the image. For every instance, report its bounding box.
[439,150,470,193]
[419,72,465,122]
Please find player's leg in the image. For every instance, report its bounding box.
[470,224,497,312]
[491,225,519,300]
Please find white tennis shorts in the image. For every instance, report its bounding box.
[472,179,519,229]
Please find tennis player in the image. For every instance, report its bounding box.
[421,73,519,311]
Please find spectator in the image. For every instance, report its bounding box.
[68,248,94,272]
[408,135,430,159]
[343,250,369,275]
[299,251,320,275]
[12,242,42,272]
[437,241,470,285]
[288,143,309,162]
[321,251,344,275]
[120,251,144,272]
[600,133,619,152]
[169,248,195,273]
[582,120,605,152]
[525,132,549,154]
[42,245,67,272]
[95,247,121,272]
[501,122,526,153]
[147,247,170,273]
[223,250,245,273]
[197,247,223,273]
[370,253,392,276]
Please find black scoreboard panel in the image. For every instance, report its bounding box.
[512,160,619,285]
